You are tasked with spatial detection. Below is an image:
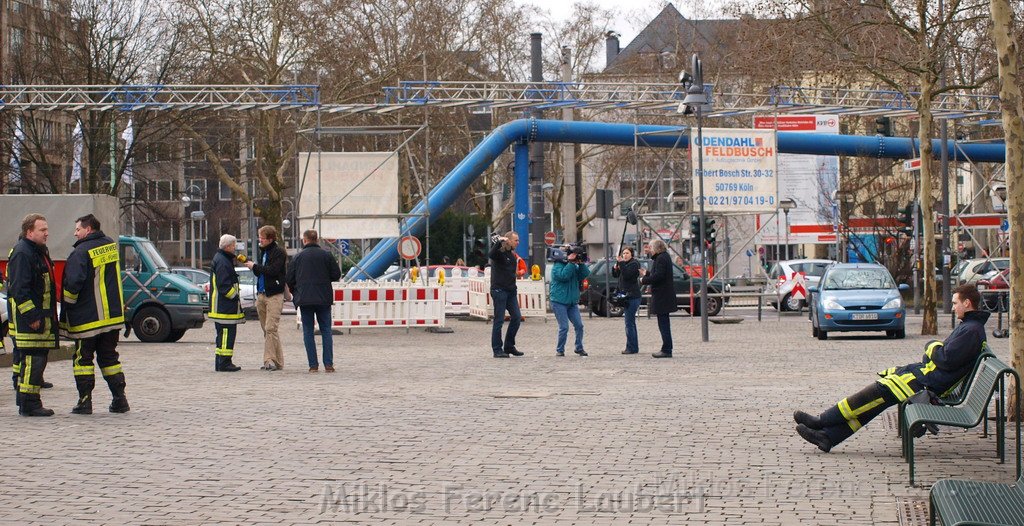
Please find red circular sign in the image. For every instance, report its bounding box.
[544,231,556,246]
[398,236,422,261]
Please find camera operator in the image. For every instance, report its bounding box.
[612,247,642,354]
[550,245,590,357]
[489,232,524,358]
[639,239,677,358]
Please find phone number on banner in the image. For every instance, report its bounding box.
[700,195,777,207]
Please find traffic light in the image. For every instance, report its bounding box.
[897,202,913,235]
[704,217,717,243]
[875,116,892,137]
[690,215,701,239]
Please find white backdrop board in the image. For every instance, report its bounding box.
[690,128,778,213]
[752,115,840,245]
[297,152,400,239]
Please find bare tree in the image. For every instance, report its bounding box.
[990,0,1023,415]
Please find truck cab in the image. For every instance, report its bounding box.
[119,236,208,342]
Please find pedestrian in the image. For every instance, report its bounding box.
[210,234,245,372]
[60,214,129,414]
[488,232,524,358]
[794,284,988,452]
[612,246,642,354]
[549,246,590,357]
[639,239,676,358]
[245,225,287,371]
[7,214,59,416]
[286,229,341,373]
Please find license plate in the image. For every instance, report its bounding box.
[851,313,878,320]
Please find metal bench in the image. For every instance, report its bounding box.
[929,472,1024,525]
[901,355,1021,486]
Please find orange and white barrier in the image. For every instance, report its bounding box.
[467,273,548,322]
[295,281,445,329]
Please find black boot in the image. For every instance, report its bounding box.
[793,410,823,429]
[796,424,832,452]
[652,351,673,358]
[19,394,54,417]
[72,375,96,415]
[104,373,130,413]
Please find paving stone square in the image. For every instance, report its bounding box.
[1,309,1018,525]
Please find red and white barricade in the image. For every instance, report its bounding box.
[467,272,548,321]
[295,281,445,329]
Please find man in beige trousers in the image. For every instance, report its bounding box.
[246,226,288,370]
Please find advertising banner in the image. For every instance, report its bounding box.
[690,128,778,213]
[297,152,400,239]
[753,115,840,245]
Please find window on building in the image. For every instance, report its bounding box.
[11,27,24,52]
[133,180,147,201]
[861,201,876,217]
[155,180,172,201]
[219,180,233,201]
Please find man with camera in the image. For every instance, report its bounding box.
[549,244,590,357]
[488,232,524,358]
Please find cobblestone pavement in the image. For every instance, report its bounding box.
[1,309,1018,525]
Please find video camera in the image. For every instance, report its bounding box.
[546,243,588,264]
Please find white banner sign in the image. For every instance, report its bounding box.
[753,115,840,245]
[297,152,400,239]
[691,128,778,213]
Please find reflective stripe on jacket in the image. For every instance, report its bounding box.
[60,231,125,339]
[209,250,244,323]
[7,237,59,349]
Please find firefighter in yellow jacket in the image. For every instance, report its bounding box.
[210,234,245,371]
[7,214,59,416]
[60,214,129,414]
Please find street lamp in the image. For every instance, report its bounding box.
[281,197,296,249]
[680,53,713,343]
[541,182,555,235]
[182,184,205,268]
[779,198,796,260]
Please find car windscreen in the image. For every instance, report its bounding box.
[821,268,896,290]
[792,262,831,277]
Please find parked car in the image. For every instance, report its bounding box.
[764,259,836,311]
[809,263,909,340]
[976,268,1010,312]
[379,265,475,282]
[953,257,1009,285]
[235,267,259,319]
[171,267,211,289]
[581,258,729,317]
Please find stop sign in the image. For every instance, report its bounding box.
[544,231,556,246]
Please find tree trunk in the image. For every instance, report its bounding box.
[990,0,1024,419]
[918,78,938,335]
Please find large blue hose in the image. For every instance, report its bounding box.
[348,118,1005,279]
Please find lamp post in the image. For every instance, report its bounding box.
[281,212,294,249]
[541,182,555,236]
[182,184,205,268]
[681,53,712,343]
[281,197,296,249]
[779,198,796,260]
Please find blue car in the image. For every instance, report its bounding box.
[809,263,910,340]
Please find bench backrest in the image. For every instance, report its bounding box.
[960,356,1012,420]
[941,342,996,402]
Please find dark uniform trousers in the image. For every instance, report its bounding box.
[215,323,237,359]
[72,329,126,403]
[817,372,922,447]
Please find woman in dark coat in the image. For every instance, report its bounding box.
[640,239,677,358]
[612,246,642,354]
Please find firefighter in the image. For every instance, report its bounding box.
[60,214,129,414]
[7,214,59,416]
[793,283,988,452]
[210,234,245,371]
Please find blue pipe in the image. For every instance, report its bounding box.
[513,143,530,260]
[348,118,1005,280]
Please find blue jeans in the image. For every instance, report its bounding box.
[300,305,333,368]
[551,301,584,354]
[657,313,673,353]
[490,288,521,353]
[624,298,641,353]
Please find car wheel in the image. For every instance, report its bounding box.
[133,306,171,343]
[783,293,803,312]
[607,299,625,317]
[705,295,722,316]
[166,329,187,343]
[817,329,828,341]
[894,329,906,339]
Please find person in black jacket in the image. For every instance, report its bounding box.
[60,214,129,414]
[612,246,643,355]
[245,225,288,371]
[794,284,989,452]
[210,234,245,372]
[488,232,524,358]
[639,239,677,358]
[286,229,341,372]
[7,214,59,416]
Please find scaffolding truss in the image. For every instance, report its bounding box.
[0,84,319,111]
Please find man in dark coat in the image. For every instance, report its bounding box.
[488,232,524,358]
[60,214,129,414]
[794,284,989,452]
[286,229,341,372]
[640,239,677,358]
[245,225,288,371]
[7,214,59,416]
[210,234,245,372]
